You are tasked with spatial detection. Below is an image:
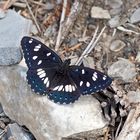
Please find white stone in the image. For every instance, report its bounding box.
[127,90,140,104]
[110,40,126,52]
[0,65,107,140]
[108,15,120,28]
[91,6,111,19]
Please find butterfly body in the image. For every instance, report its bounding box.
[21,36,112,104]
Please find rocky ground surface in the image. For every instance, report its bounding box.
[0,0,140,140]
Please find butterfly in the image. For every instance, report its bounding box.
[21,36,112,104]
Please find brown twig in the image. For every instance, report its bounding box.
[55,0,84,51]
[60,43,82,55]
[55,0,68,51]
[104,127,110,140]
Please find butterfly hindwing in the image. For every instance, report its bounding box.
[27,67,57,95]
[69,66,112,95]
[21,36,62,69]
[48,75,80,104]
[48,87,80,104]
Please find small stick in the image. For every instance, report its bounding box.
[75,26,99,65]
[24,0,41,35]
[56,0,84,50]
[87,26,106,54]
[29,0,47,7]
[55,0,67,51]
[13,2,26,8]
[115,117,123,138]
[76,26,106,65]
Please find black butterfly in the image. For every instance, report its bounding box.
[21,36,112,104]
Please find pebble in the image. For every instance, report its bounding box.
[83,56,95,69]
[106,0,123,16]
[110,40,126,52]
[108,15,120,28]
[135,51,140,63]
[69,38,78,46]
[109,7,122,16]
[91,6,111,19]
[127,90,140,103]
[130,8,140,23]
[6,123,32,140]
[45,2,55,10]
[108,58,137,82]
[106,0,123,9]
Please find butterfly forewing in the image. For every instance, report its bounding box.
[69,66,112,95]
[21,36,62,69]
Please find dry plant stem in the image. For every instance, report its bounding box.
[88,26,106,54]
[115,117,123,138]
[12,2,26,8]
[24,0,41,35]
[117,26,140,35]
[56,0,84,51]
[76,26,106,66]
[35,0,43,18]
[116,105,140,140]
[104,127,110,140]
[55,0,68,51]
[29,0,47,7]
[75,26,99,65]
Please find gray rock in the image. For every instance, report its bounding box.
[82,56,95,69]
[57,0,62,4]
[106,0,123,9]
[108,58,136,82]
[45,2,55,10]
[0,10,32,65]
[69,37,78,46]
[108,15,120,28]
[130,8,140,23]
[110,40,126,52]
[91,6,111,19]
[0,65,107,140]
[127,90,140,104]
[6,123,31,140]
[106,0,123,16]
[109,7,122,16]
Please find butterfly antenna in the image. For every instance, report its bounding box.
[75,25,106,66]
